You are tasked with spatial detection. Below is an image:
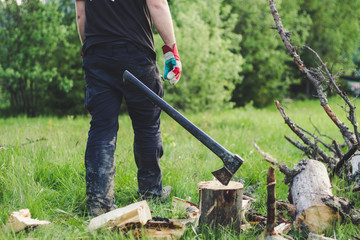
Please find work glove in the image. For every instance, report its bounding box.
[162,43,182,85]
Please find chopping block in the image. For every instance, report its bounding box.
[198,180,244,230]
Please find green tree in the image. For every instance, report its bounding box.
[0,0,79,116]
[155,0,243,112]
[229,0,360,107]
[228,0,312,107]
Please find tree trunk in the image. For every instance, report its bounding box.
[290,159,341,233]
[198,180,243,229]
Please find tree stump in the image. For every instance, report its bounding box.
[290,159,341,233]
[198,180,243,229]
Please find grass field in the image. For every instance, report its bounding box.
[0,97,359,239]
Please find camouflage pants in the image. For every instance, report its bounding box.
[82,41,163,209]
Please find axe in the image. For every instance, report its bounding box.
[123,70,244,185]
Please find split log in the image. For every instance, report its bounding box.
[240,198,252,230]
[307,233,336,240]
[172,197,200,226]
[87,200,152,231]
[274,223,292,235]
[5,209,50,232]
[198,180,243,229]
[290,159,341,233]
[125,219,186,239]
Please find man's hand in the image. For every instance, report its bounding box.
[162,43,182,85]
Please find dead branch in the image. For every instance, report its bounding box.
[276,201,297,219]
[284,136,313,159]
[268,0,357,147]
[253,142,293,177]
[275,101,336,166]
[295,124,336,155]
[333,144,358,176]
[332,140,343,160]
[304,45,360,146]
[322,196,360,225]
[1,137,47,150]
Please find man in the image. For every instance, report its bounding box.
[75,0,181,216]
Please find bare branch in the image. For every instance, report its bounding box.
[295,123,336,154]
[284,136,312,158]
[304,45,360,146]
[253,142,293,177]
[275,100,337,166]
[268,0,357,146]
[333,144,358,176]
[332,139,343,160]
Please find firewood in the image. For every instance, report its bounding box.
[87,200,152,231]
[171,197,200,226]
[274,223,292,235]
[198,180,243,229]
[307,233,336,240]
[290,160,341,233]
[276,201,296,219]
[126,219,186,239]
[5,209,50,232]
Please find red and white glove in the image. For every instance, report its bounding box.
[162,43,182,85]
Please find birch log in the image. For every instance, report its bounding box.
[352,153,360,175]
[198,180,243,229]
[290,159,341,233]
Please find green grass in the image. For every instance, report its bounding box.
[0,97,359,239]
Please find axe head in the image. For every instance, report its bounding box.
[212,154,244,185]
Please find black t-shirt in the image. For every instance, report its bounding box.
[83,0,155,57]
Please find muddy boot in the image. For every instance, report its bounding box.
[87,202,118,217]
[140,186,172,202]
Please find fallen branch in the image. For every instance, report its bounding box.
[253,142,293,177]
[322,196,360,225]
[333,144,358,176]
[275,101,336,167]
[284,136,313,159]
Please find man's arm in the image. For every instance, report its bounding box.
[146,0,176,47]
[75,0,86,44]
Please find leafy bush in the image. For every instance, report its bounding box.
[155,0,243,112]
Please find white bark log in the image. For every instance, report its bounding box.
[87,200,152,231]
[352,153,360,175]
[290,159,341,233]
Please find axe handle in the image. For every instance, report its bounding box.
[123,71,239,170]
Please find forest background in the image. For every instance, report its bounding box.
[0,0,360,117]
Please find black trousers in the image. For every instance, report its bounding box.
[82,41,163,208]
